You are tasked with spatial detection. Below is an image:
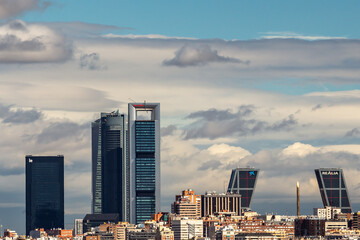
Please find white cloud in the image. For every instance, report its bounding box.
[104,33,196,40]
[0,20,72,63]
[261,32,347,40]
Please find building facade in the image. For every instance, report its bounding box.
[92,112,129,221]
[295,218,326,237]
[314,168,352,213]
[171,219,203,240]
[314,206,342,220]
[26,155,64,235]
[201,193,241,217]
[129,103,160,224]
[227,168,259,210]
[74,219,83,235]
[83,214,120,233]
[175,189,201,218]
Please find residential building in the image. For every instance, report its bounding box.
[215,226,235,240]
[26,155,64,235]
[155,226,174,240]
[201,192,241,217]
[98,222,136,240]
[315,168,352,213]
[171,219,203,240]
[227,168,259,211]
[325,220,348,231]
[174,189,201,218]
[352,212,360,229]
[295,218,325,237]
[314,206,342,220]
[92,112,129,221]
[172,198,198,219]
[4,229,18,238]
[47,229,73,239]
[29,228,47,239]
[129,103,160,224]
[127,229,156,240]
[83,214,120,233]
[74,219,84,235]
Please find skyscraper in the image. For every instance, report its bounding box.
[128,103,160,224]
[91,112,129,221]
[227,168,259,210]
[314,168,352,213]
[26,155,64,235]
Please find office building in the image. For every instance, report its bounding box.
[227,168,259,210]
[201,192,241,217]
[129,103,160,224]
[26,155,64,235]
[92,112,129,221]
[314,168,352,213]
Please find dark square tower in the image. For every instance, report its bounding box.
[26,155,64,235]
[227,168,259,210]
[315,168,352,213]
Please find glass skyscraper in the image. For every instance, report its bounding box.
[91,112,129,221]
[315,168,352,213]
[128,103,160,224]
[227,168,259,210]
[26,155,64,235]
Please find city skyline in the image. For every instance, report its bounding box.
[1,0,360,235]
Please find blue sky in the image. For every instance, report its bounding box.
[22,0,360,40]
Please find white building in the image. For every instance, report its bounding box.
[314,206,342,220]
[74,219,84,235]
[172,219,203,240]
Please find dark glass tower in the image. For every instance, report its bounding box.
[227,168,259,210]
[129,103,160,224]
[26,155,64,235]
[315,168,352,213]
[91,112,129,221]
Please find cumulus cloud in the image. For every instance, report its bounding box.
[162,135,360,212]
[184,106,298,139]
[0,20,72,63]
[163,45,249,67]
[79,53,106,70]
[0,103,41,124]
[0,0,51,19]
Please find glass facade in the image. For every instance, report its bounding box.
[91,112,129,221]
[314,168,352,213]
[26,155,64,235]
[135,121,156,223]
[227,168,259,209]
[129,103,160,224]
